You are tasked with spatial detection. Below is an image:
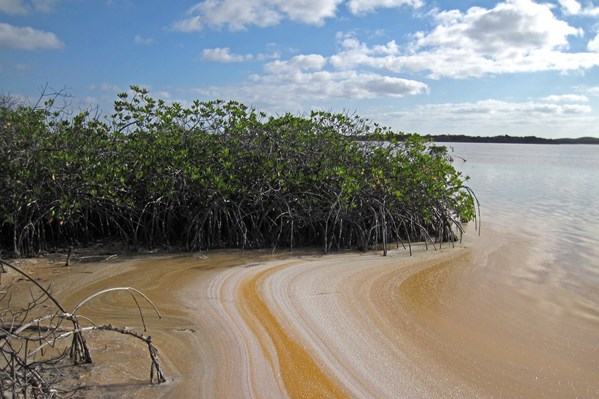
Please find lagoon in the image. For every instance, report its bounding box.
[450,142,599,316]
[436,142,599,397]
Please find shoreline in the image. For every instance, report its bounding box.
[4,226,599,398]
[4,244,468,398]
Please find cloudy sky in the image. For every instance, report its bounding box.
[2,0,599,137]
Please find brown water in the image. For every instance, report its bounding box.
[4,144,598,397]
[401,228,599,398]
[429,143,599,397]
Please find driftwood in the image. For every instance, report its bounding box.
[0,259,166,398]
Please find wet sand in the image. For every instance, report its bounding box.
[6,227,599,398]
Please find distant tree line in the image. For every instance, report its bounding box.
[0,86,476,257]
[357,132,599,144]
[425,134,599,145]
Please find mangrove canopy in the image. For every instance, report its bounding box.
[0,86,477,257]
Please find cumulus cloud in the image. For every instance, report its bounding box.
[329,0,599,78]
[251,52,428,103]
[194,44,428,110]
[256,50,281,61]
[588,33,599,52]
[369,98,595,136]
[275,0,341,24]
[172,0,425,31]
[0,22,63,49]
[169,0,599,127]
[558,0,582,14]
[201,47,253,62]
[172,15,203,32]
[254,69,427,99]
[264,54,328,73]
[558,0,599,16]
[154,91,173,100]
[346,0,423,14]
[543,94,589,102]
[424,99,592,116]
[421,0,580,55]
[173,0,342,31]
[192,63,428,111]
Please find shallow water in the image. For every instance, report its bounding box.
[447,143,599,321]
[400,228,599,398]
[425,143,599,396]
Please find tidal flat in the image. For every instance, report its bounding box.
[7,223,597,398]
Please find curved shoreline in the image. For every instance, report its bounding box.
[8,231,599,398]
[9,246,463,397]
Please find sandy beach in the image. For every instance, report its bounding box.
[6,226,599,398]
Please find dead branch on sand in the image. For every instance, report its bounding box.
[0,259,166,398]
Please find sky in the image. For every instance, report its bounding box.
[2,0,599,138]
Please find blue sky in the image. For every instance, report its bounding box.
[2,0,599,138]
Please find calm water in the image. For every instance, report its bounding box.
[448,142,599,314]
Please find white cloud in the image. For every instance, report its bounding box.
[543,94,589,102]
[330,35,397,70]
[558,0,582,15]
[584,8,599,17]
[133,34,155,45]
[264,54,328,73]
[346,0,422,14]
[0,0,60,14]
[558,0,599,16]
[172,16,203,32]
[369,98,595,136]
[193,68,427,111]
[173,0,342,31]
[436,99,591,116]
[588,33,599,52]
[253,52,428,106]
[0,22,63,49]
[419,1,580,57]
[256,51,281,61]
[275,0,341,24]
[172,0,429,31]
[329,0,599,78]
[201,47,253,62]
[154,91,172,100]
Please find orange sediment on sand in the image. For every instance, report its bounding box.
[239,263,347,399]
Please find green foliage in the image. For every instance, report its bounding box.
[0,87,477,256]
